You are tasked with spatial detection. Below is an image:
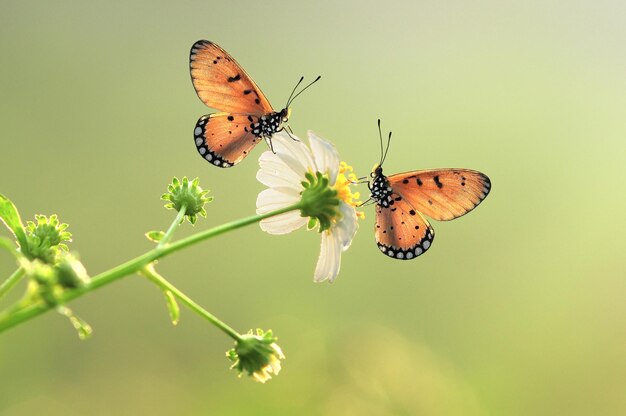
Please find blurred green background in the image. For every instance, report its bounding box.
[1,1,625,415]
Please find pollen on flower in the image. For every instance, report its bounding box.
[334,162,365,219]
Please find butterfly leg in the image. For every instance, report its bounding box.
[265,136,277,154]
[277,126,300,142]
[357,198,376,207]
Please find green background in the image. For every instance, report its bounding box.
[1,1,625,415]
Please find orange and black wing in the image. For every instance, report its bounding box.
[375,196,435,260]
[388,169,490,221]
[194,113,262,168]
[190,40,273,114]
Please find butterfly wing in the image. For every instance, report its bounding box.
[388,169,490,221]
[190,40,273,114]
[375,196,435,260]
[194,113,262,168]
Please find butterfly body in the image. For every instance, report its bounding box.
[369,166,394,208]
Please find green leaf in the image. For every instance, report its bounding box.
[145,230,165,243]
[164,290,180,325]
[57,306,93,340]
[0,193,28,249]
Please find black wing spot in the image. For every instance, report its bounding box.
[461,182,466,186]
[213,60,217,64]
[228,74,241,82]
[255,98,260,104]
[402,179,409,184]
[243,89,252,95]
[428,200,433,205]
[227,115,234,121]
[433,175,443,189]
[247,115,254,122]
[416,178,423,186]
[409,210,416,215]
[414,225,420,229]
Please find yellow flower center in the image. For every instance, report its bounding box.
[333,162,365,219]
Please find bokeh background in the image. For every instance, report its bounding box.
[1,1,625,415]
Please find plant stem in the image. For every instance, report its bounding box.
[141,264,240,341]
[0,202,303,333]
[0,268,25,301]
[157,204,186,248]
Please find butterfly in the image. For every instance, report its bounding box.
[365,120,491,260]
[189,40,319,168]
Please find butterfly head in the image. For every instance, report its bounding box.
[371,163,384,178]
[279,107,291,123]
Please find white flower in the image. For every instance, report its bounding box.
[256,131,361,283]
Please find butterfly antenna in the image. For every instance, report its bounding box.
[382,131,392,165]
[377,119,383,165]
[285,76,304,108]
[287,75,321,107]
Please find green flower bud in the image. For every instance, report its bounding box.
[24,214,72,264]
[227,329,285,383]
[55,252,90,289]
[161,177,213,225]
[21,259,63,305]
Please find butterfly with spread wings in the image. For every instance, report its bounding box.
[365,121,491,260]
[189,40,319,168]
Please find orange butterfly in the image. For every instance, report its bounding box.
[190,40,319,168]
[366,121,491,260]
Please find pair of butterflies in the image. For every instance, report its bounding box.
[189,40,491,260]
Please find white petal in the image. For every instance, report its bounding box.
[256,187,301,213]
[314,231,342,283]
[334,202,358,250]
[260,211,307,235]
[307,130,340,185]
[257,150,303,189]
[270,132,315,178]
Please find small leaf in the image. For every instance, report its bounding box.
[145,230,165,243]
[57,306,93,340]
[0,193,28,249]
[164,290,180,325]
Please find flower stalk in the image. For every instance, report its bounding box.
[0,267,25,301]
[0,202,304,334]
[141,264,241,341]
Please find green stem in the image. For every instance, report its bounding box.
[0,268,25,301]
[0,202,302,333]
[157,204,186,248]
[141,264,240,341]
